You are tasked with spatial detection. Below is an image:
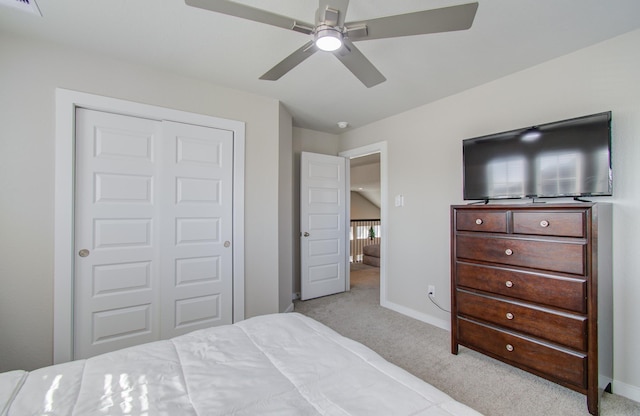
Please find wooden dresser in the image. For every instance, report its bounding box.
[450,203,612,415]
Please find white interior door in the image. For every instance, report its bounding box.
[300,152,348,300]
[159,121,233,338]
[74,109,233,359]
[74,109,161,359]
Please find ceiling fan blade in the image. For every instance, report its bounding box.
[260,41,318,81]
[185,0,315,34]
[333,39,386,88]
[317,0,349,26]
[345,2,478,41]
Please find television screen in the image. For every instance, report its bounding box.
[463,112,612,201]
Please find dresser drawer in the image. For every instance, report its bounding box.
[456,235,585,275]
[456,210,507,233]
[513,211,585,238]
[456,290,587,351]
[456,262,586,313]
[458,318,586,388]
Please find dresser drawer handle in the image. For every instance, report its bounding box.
[506,312,514,320]
[506,344,514,352]
[505,280,514,288]
[540,220,549,228]
[475,218,483,225]
[505,248,513,256]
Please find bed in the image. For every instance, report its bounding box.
[0,313,481,415]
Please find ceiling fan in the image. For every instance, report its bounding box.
[184,0,479,88]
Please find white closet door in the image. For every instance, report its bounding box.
[159,121,233,338]
[74,108,162,359]
[74,109,233,359]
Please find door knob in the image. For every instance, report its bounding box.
[78,249,90,257]
[303,232,310,237]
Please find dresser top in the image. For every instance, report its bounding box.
[452,202,598,209]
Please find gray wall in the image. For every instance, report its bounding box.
[351,192,380,219]
[0,33,288,372]
[278,104,294,312]
[339,29,640,401]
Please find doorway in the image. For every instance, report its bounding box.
[340,142,387,305]
[349,152,381,265]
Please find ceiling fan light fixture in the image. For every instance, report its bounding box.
[314,25,342,52]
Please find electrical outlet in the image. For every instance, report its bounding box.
[428,285,435,297]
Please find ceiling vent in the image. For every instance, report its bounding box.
[0,0,42,16]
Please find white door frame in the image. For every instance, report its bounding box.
[53,88,245,364]
[339,142,387,306]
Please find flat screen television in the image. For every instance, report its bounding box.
[462,111,612,201]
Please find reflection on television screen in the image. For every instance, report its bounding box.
[463,112,612,200]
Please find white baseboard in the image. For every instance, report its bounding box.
[284,303,295,313]
[381,299,450,331]
[613,379,640,403]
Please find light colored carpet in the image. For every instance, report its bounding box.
[294,264,640,416]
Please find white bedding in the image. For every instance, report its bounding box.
[1,313,481,415]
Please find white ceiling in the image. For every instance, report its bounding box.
[1,0,639,134]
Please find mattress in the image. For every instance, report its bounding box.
[0,313,481,415]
